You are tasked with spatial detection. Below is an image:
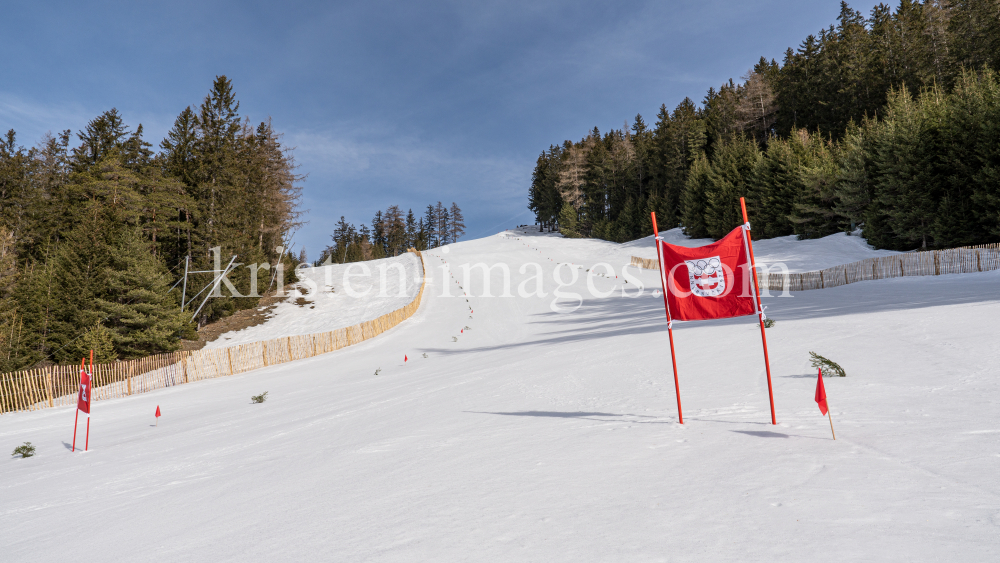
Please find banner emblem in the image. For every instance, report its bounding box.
[685,256,725,297]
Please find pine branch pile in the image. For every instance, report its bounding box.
[810,352,846,377]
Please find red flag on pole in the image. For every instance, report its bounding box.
[72,358,92,452]
[77,365,92,414]
[815,368,828,415]
[404,355,408,363]
[155,405,161,417]
[815,368,836,439]
[657,226,756,321]
[651,199,778,426]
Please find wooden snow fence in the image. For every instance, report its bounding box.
[0,251,427,415]
[629,242,1000,292]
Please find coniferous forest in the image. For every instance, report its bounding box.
[0,76,302,371]
[318,202,465,264]
[529,1,1000,251]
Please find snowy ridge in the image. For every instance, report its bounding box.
[627,228,902,273]
[206,252,423,348]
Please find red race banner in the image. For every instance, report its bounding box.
[652,198,777,425]
[658,226,756,321]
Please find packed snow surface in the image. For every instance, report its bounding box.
[625,227,900,272]
[2,227,998,562]
[205,253,422,348]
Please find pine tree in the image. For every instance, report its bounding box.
[949,69,1000,242]
[0,226,20,371]
[72,109,130,170]
[834,122,873,233]
[371,210,387,256]
[449,202,465,242]
[0,130,41,257]
[558,202,580,237]
[704,135,761,239]
[405,209,417,249]
[747,135,801,238]
[948,0,1000,75]
[681,155,712,239]
[869,86,944,249]
[69,322,117,363]
[424,204,438,248]
[789,131,842,239]
[330,216,353,263]
[528,149,563,227]
[435,202,449,245]
[383,205,406,256]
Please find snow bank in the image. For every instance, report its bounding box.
[205,253,422,348]
[627,228,902,272]
[507,226,901,273]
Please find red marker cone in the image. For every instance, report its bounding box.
[155,405,161,426]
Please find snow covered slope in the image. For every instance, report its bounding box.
[2,230,998,562]
[205,253,422,348]
[543,226,902,273]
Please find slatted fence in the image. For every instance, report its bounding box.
[631,242,1000,292]
[0,251,426,414]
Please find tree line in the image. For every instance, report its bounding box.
[318,202,465,264]
[0,76,301,371]
[529,0,1000,250]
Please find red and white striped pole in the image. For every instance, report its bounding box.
[651,212,683,424]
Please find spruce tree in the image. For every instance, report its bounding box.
[558,202,580,237]
[414,218,428,250]
[681,155,712,239]
[449,202,465,242]
[789,132,842,239]
[747,136,800,239]
[82,226,188,358]
[405,209,417,249]
[435,202,449,245]
[703,135,761,239]
[424,205,438,247]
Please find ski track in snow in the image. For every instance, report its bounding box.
[2,227,999,562]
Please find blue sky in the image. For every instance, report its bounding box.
[1,0,881,259]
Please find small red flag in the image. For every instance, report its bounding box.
[404,355,408,362]
[155,406,161,418]
[815,368,828,415]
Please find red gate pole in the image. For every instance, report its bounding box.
[739,197,777,425]
[85,350,92,451]
[72,357,83,452]
[651,212,683,424]
[71,409,79,452]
